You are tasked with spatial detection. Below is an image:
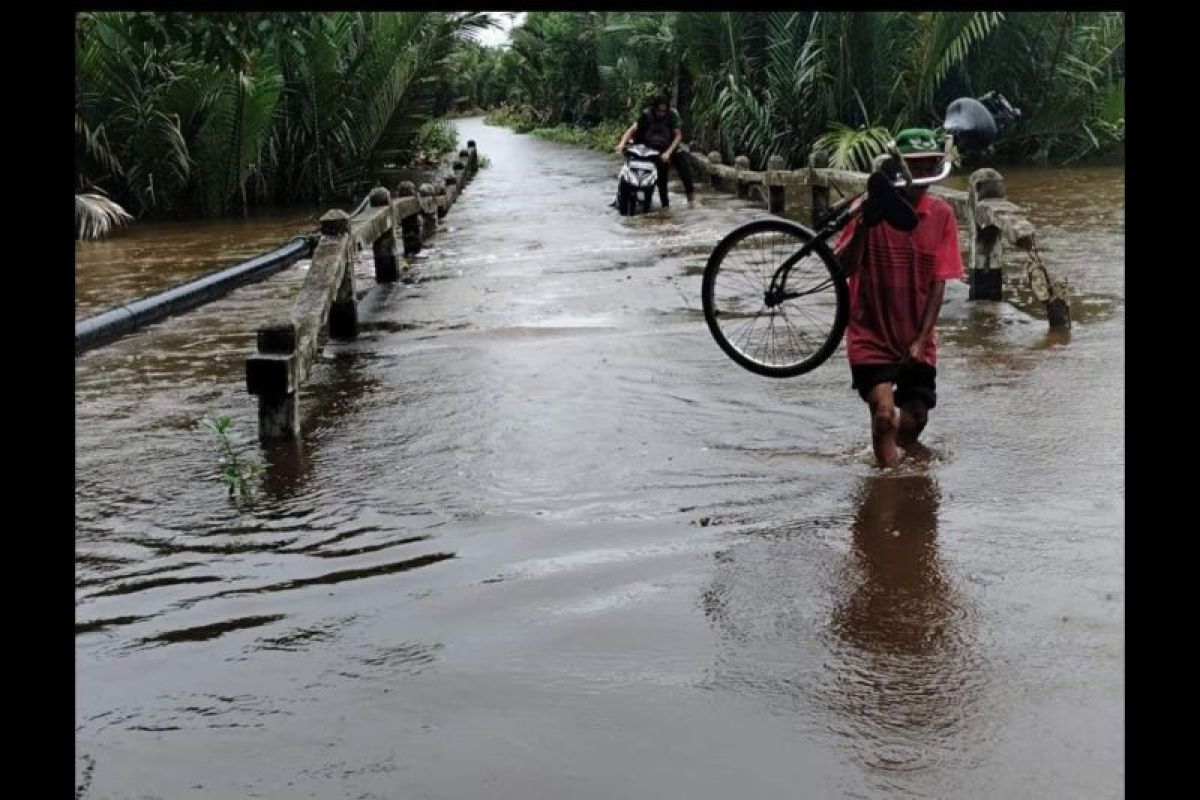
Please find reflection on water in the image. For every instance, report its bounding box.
[823,472,985,787]
[697,467,988,793]
[260,437,313,501]
[833,473,950,655]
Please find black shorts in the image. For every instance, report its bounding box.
[851,362,938,409]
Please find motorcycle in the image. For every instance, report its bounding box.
[615,144,661,216]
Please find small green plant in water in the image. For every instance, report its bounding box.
[204,412,264,505]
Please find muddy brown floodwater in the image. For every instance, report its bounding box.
[76,117,1123,799]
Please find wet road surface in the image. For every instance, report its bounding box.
[76,118,1124,799]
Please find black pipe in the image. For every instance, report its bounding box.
[76,187,380,355]
[75,234,317,355]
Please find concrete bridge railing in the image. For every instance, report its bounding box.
[246,142,480,440]
[686,147,1071,329]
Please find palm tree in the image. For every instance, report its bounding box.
[76,12,193,215]
[75,11,501,217]
[192,50,283,216]
[359,12,495,188]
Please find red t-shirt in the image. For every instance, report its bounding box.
[834,192,964,366]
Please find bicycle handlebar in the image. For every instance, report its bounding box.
[881,134,955,188]
[888,160,953,187]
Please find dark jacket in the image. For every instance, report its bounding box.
[634,106,681,150]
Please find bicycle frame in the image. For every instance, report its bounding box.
[763,213,850,308]
[763,133,957,308]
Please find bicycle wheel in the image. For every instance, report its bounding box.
[702,218,848,378]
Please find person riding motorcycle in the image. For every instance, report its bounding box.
[615,95,696,210]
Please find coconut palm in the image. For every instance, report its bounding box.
[75,11,500,218]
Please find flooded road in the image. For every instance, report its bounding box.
[75,118,1123,799]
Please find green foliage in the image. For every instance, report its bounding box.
[812,124,894,172]
[485,109,627,154]
[75,11,500,217]
[77,9,1123,222]
[414,119,460,162]
[466,11,1123,168]
[203,412,264,506]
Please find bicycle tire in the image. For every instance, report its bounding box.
[701,218,848,378]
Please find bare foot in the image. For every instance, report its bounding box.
[902,440,934,464]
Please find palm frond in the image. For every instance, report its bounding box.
[813,123,892,172]
[194,54,282,215]
[76,192,134,240]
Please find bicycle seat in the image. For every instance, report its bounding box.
[943,97,998,152]
[864,171,918,232]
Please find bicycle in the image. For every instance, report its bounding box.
[701,94,1017,378]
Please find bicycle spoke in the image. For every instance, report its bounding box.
[777,304,814,355]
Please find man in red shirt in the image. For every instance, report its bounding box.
[835,129,964,467]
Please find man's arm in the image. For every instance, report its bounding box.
[615,121,638,152]
[835,199,870,274]
[662,126,683,161]
[906,209,962,363]
[906,280,946,363]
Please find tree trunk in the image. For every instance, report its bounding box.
[676,62,693,137]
